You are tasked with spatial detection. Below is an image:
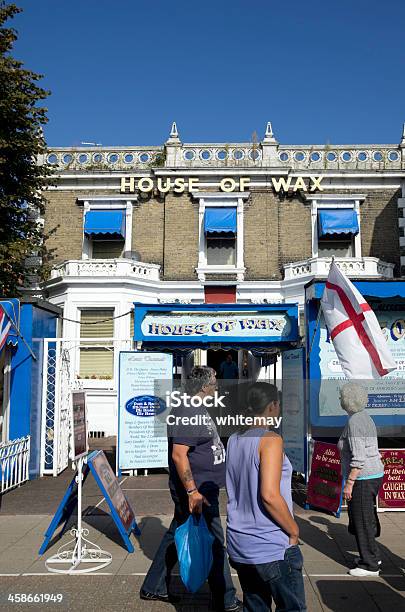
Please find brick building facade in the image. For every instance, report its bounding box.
[35,122,405,440]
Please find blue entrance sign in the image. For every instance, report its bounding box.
[133,303,299,347]
[39,451,140,555]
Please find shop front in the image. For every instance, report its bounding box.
[132,302,299,379]
[116,302,304,474]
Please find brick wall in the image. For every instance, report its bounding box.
[244,191,280,280]
[44,190,87,264]
[43,186,400,280]
[163,193,199,279]
[132,195,164,266]
[278,195,312,270]
[360,189,400,271]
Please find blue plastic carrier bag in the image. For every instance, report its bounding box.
[174,514,214,593]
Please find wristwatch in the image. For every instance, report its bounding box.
[186,487,197,495]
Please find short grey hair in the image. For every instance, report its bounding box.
[339,382,368,414]
[186,366,216,395]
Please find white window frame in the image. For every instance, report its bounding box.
[193,192,249,281]
[77,196,137,260]
[307,194,366,259]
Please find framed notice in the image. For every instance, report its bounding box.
[71,391,88,460]
[377,449,405,512]
[118,351,173,472]
[281,348,306,474]
[306,441,343,516]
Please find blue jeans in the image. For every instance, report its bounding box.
[231,545,306,612]
[141,491,237,610]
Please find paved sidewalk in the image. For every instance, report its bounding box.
[0,472,404,611]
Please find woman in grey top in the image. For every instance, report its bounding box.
[337,382,384,577]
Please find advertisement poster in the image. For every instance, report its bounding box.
[318,307,405,417]
[71,391,88,460]
[306,442,343,514]
[90,451,135,532]
[281,348,306,473]
[377,449,405,512]
[118,351,173,471]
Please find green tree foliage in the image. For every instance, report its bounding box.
[0,1,52,296]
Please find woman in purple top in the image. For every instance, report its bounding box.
[226,383,306,612]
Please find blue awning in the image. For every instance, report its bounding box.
[84,210,125,237]
[204,207,237,234]
[318,209,359,237]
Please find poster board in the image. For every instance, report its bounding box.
[88,450,140,550]
[281,348,306,474]
[39,451,140,555]
[306,441,343,516]
[377,449,405,512]
[313,307,405,426]
[71,391,88,460]
[118,351,173,472]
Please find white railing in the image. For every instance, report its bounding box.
[43,143,404,171]
[0,436,30,494]
[283,257,395,280]
[50,259,161,281]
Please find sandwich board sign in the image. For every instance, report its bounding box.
[39,451,140,555]
[306,441,343,517]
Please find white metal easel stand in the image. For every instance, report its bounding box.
[45,456,112,574]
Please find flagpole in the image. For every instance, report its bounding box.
[0,301,37,361]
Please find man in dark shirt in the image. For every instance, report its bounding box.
[219,353,239,380]
[140,366,241,612]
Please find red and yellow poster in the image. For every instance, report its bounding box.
[307,441,343,514]
[378,449,405,512]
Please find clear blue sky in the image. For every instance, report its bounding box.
[11,0,405,147]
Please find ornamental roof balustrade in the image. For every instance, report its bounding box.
[41,121,405,171]
[43,142,404,171]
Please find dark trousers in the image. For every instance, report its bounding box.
[141,491,236,610]
[347,477,383,571]
[231,545,307,612]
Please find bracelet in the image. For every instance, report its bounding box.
[347,478,355,483]
[186,488,197,496]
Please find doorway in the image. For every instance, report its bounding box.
[207,349,239,379]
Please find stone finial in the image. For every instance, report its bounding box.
[170,121,178,138]
[401,122,405,146]
[166,121,180,144]
[262,121,277,143]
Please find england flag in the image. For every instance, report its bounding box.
[0,304,12,354]
[321,261,396,379]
